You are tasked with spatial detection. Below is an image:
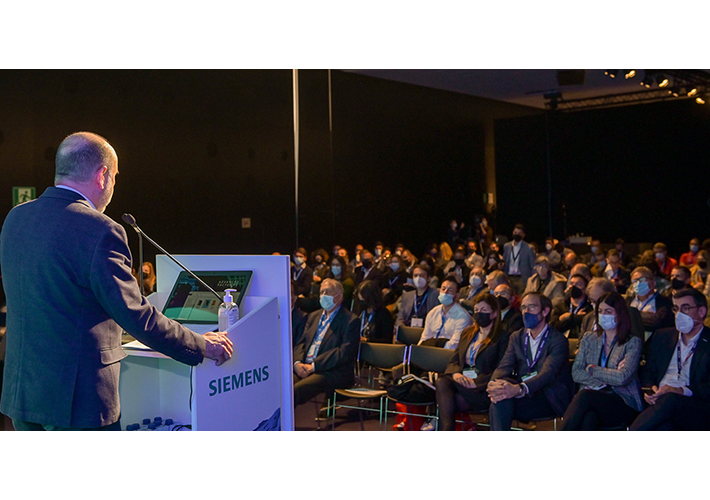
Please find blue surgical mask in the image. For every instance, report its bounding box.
[634,280,651,296]
[390,263,400,272]
[438,293,454,306]
[331,265,342,277]
[523,312,542,329]
[598,314,617,331]
[320,294,335,310]
[294,256,304,266]
[691,245,700,253]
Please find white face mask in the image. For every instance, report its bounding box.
[675,311,695,334]
[469,275,482,288]
[655,252,665,261]
[545,243,553,251]
[413,276,427,289]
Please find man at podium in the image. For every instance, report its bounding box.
[292,279,360,407]
[0,131,233,431]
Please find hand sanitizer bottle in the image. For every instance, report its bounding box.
[218,289,239,331]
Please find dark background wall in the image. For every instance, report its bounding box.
[3,69,705,268]
[0,69,533,267]
[494,99,710,257]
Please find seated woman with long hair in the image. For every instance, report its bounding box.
[560,291,643,431]
[435,293,511,430]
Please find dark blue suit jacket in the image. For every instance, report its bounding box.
[0,187,207,428]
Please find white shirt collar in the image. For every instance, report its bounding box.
[56,185,96,210]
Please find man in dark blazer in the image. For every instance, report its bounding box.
[503,224,536,297]
[0,132,233,431]
[292,279,360,407]
[487,291,574,430]
[630,288,710,430]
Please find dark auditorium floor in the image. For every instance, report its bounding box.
[1,407,553,431]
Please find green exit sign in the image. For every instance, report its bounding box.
[13,187,36,206]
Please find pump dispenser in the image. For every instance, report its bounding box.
[218,289,239,331]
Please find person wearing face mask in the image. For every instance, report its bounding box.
[653,242,677,279]
[435,293,511,430]
[291,247,314,299]
[416,277,472,350]
[443,245,472,286]
[356,280,394,344]
[627,266,674,341]
[447,220,461,249]
[464,239,484,269]
[395,265,440,329]
[486,291,574,430]
[328,255,354,310]
[524,255,566,308]
[382,254,408,307]
[291,282,308,347]
[580,278,645,341]
[604,249,631,295]
[630,288,710,430]
[503,224,536,297]
[680,238,701,268]
[582,238,604,268]
[483,248,504,275]
[353,249,384,292]
[551,274,593,339]
[614,238,633,269]
[540,237,561,270]
[589,250,608,278]
[662,265,692,298]
[459,266,487,306]
[689,252,710,292]
[493,283,523,335]
[292,279,360,408]
[560,292,643,431]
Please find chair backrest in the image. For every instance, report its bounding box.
[359,342,407,369]
[396,325,424,345]
[407,344,454,374]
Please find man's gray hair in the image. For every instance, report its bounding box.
[586,277,615,297]
[321,278,344,296]
[55,132,116,184]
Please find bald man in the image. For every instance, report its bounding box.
[0,132,233,430]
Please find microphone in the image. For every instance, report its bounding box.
[121,213,223,302]
[122,213,144,295]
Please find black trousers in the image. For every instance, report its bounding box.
[559,389,639,431]
[489,390,556,431]
[435,375,491,431]
[629,393,710,431]
[293,373,346,407]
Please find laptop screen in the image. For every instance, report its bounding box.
[161,270,253,324]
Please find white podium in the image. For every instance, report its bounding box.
[119,254,294,431]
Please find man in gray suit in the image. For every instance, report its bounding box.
[503,224,536,297]
[0,132,233,431]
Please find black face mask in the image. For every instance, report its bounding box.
[361,259,373,269]
[474,312,493,328]
[359,299,368,309]
[671,278,687,290]
[699,261,708,269]
[513,234,523,243]
[570,286,584,299]
[454,258,465,266]
[496,296,510,311]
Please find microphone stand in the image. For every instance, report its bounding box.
[122,213,222,302]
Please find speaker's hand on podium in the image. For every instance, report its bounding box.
[203,331,234,366]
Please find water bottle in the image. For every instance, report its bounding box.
[218,289,239,331]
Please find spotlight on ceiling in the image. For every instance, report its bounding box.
[658,77,670,88]
[697,96,706,105]
[640,74,654,88]
[605,70,618,78]
[625,70,636,79]
[688,88,698,97]
[670,87,680,97]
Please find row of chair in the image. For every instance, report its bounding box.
[329,325,564,431]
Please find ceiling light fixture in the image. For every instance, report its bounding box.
[625,70,636,79]
[605,70,618,78]
[658,77,670,88]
